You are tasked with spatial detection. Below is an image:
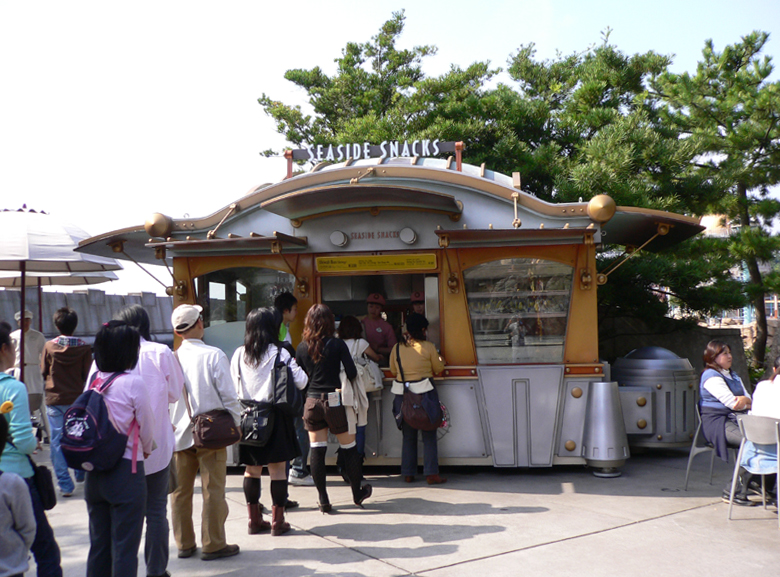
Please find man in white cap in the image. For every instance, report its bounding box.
[168,304,241,562]
[11,310,49,443]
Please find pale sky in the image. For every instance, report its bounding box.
[1,0,778,295]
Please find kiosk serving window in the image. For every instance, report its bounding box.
[192,266,294,360]
[464,258,573,364]
[195,266,295,325]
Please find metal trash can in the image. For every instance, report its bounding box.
[612,346,697,448]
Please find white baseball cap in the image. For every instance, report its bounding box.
[14,310,33,322]
[171,304,203,332]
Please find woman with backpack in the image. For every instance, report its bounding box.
[83,320,154,577]
[296,305,372,513]
[230,308,308,536]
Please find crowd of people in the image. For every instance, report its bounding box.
[0,290,447,576]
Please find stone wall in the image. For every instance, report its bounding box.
[0,288,174,346]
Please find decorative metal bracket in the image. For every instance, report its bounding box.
[597,222,671,285]
[207,203,239,239]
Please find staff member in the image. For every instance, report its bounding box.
[361,294,396,366]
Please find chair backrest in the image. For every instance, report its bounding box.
[737,414,780,445]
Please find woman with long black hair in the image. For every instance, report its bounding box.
[296,304,371,512]
[231,308,308,535]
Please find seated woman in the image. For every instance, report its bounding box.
[699,339,755,506]
[740,355,780,502]
[231,308,308,536]
[389,313,447,485]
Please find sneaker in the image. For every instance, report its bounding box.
[201,544,240,561]
[60,490,73,498]
[722,490,758,507]
[288,473,315,486]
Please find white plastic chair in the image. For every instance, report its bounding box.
[684,403,717,490]
[727,415,780,528]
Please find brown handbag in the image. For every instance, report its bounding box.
[182,387,240,450]
[191,409,240,449]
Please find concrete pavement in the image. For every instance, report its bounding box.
[33,447,779,576]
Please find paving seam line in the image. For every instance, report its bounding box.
[413,500,723,575]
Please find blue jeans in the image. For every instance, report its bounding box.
[25,476,63,576]
[355,425,367,459]
[401,420,439,477]
[86,459,146,577]
[289,416,310,478]
[46,404,83,493]
[144,465,170,577]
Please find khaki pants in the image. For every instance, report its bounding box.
[170,447,228,554]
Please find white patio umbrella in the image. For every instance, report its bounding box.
[0,207,122,382]
[0,270,120,287]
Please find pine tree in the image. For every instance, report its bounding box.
[652,32,780,368]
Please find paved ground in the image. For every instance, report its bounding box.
[34,446,779,576]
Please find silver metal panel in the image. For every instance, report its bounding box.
[424,276,440,346]
[619,387,655,435]
[321,275,353,301]
[374,380,489,460]
[478,366,564,467]
[556,379,590,458]
[383,274,412,301]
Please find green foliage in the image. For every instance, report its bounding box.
[652,32,780,364]
[257,16,780,346]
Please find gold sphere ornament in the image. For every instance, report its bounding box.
[587,195,616,223]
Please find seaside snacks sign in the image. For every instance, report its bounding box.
[291,140,457,163]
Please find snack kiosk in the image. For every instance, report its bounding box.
[78,142,703,473]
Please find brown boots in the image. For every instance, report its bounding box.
[247,503,270,534]
[271,505,290,536]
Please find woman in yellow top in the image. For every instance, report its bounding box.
[389,313,447,485]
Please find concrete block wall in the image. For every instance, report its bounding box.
[0,288,174,346]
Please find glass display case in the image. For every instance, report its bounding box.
[464,258,573,364]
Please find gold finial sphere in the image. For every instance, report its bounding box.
[587,195,616,223]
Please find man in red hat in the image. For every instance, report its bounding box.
[361,294,397,366]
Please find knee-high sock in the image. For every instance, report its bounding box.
[270,479,287,507]
[341,445,364,501]
[243,476,261,505]
[310,445,329,504]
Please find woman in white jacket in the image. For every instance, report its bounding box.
[231,308,307,536]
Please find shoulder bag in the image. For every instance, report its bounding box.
[234,349,277,447]
[351,341,383,393]
[182,386,240,450]
[396,345,443,432]
[271,346,304,417]
[8,439,56,510]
